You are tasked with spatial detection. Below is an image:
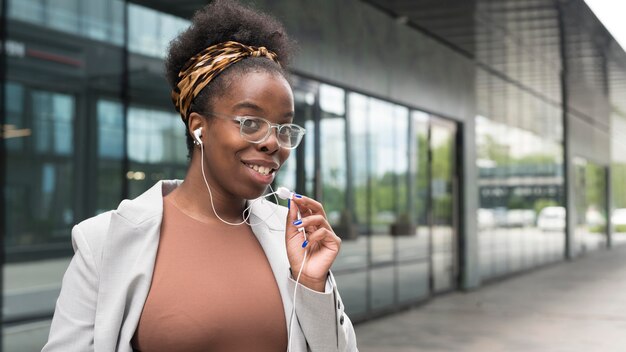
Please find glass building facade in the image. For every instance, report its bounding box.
[2,0,626,350]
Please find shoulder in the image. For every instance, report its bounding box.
[113,180,180,225]
[71,180,182,256]
[72,211,112,249]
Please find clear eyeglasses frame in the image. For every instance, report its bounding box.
[207,112,306,149]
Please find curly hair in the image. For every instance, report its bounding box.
[165,0,295,157]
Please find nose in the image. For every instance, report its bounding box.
[257,126,281,153]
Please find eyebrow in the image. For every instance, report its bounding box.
[233,101,295,121]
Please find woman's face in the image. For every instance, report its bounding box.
[199,70,294,200]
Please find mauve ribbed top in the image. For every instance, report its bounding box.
[132,196,287,352]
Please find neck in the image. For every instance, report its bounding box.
[174,158,248,224]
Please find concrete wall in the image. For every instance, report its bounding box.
[251,0,475,123]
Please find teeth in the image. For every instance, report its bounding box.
[246,163,272,176]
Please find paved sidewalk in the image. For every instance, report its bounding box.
[355,245,626,352]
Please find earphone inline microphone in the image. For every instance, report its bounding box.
[194,127,307,351]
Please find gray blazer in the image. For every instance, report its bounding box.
[42,180,358,352]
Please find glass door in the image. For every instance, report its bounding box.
[429,116,458,293]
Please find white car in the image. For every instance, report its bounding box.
[537,206,566,231]
[506,209,536,227]
[478,208,496,229]
[612,208,626,231]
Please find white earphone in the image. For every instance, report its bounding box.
[193,130,304,349]
[193,127,203,145]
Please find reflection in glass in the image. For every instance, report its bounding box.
[430,119,456,293]
[334,272,367,317]
[32,91,74,155]
[128,4,189,58]
[320,109,346,227]
[573,158,608,255]
[612,162,626,245]
[476,77,565,281]
[318,85,367,271]
[8,0,125,45]
[4,87,76,324]
[5,83,25,151]
[274,80,317,193]
[370,267,394,310]
[127,107,186,164]
[366,98,395,263]
[97,100,124,214]
[368,98,396,232]
[127,107,187,197]
[398,262,429,303]
[348,93,369,232]
[395,112,429,262]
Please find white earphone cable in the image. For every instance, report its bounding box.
[198,137,308,352]
[287,246,308,352]
[200,145,281,226]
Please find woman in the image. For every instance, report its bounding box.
[42,0,358,351]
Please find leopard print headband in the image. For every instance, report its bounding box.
[171,41,280,122]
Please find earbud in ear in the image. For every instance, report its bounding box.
[193,127,203,145]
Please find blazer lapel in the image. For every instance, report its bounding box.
[248,199,307,350]
[94,180,181,352]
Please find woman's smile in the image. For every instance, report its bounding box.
[241,158,280,184]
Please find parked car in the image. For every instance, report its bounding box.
[612,208,626,232]
[585,206,605,227]
[537,206,566,231]
[478,208,496,229]
[506,209,536,227]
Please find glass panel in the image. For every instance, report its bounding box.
[348,93,369,234]
[319,84,346,228]
[47,0,79,33]
[5,82,25,151]
[334,271,367,317]
[127,106,187,197]
[97,99,124,214]
[32,91,74,155]
[369,267,394,310]
[398,262,429,303]
[8,0,125,45]
[573,158,608,255]
[430,119,456,292]
[274,76,317,194]
[392,106,409,225]
[4,87,75,328]
[8,0,45,24]
[128,3,189,58]
[368,98,395,263]
[397,111,429,262]
[83,0,108,40]
[303,119,315,196]
[612,163,626,245]
[318,84,367,270]
[476,68,565,281]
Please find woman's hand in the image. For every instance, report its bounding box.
[285,195,341,292]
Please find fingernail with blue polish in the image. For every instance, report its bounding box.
[302,240,308,248]
[287,198,290,209]
[293,219,302,226]
[295,194,303,198]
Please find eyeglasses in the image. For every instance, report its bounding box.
[208,112,306,149]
